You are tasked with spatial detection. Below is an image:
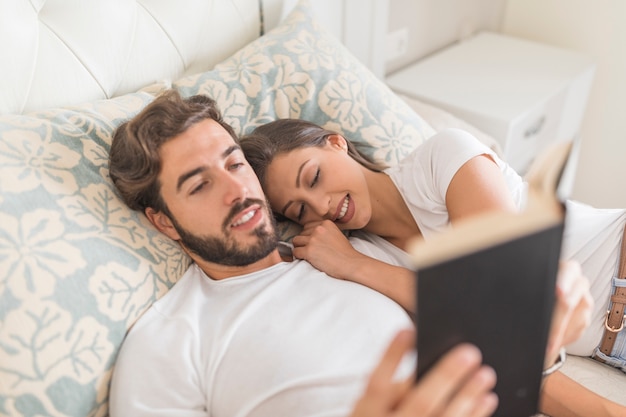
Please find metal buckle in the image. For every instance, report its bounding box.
[604,309,626,332]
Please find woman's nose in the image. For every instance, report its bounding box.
[308,194,331,218]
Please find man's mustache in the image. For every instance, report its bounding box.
[223,198,268,230]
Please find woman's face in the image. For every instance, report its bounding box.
[264,135,373,230]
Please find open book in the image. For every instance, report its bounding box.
[407,139,574,417]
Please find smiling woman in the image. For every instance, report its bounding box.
[241,118,427,248]
[241,119,388,226]
[266,134,380,228]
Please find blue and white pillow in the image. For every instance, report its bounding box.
[0,87,190,417]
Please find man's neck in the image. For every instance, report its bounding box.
[193,249,284,281]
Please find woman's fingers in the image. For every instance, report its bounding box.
[546,260,593,364]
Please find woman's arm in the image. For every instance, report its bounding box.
[538,260,626,417]
[291,220,416,313]
[541,371,625,417]
[446,154,517,223]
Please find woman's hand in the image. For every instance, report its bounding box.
[291,220,363,279]
[350,330,499,417]
[292,220,416,312]
[545,260,593,369]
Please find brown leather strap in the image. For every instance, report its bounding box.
[619,229,626,279]
[595,225,626,362]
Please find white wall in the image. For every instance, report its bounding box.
[386,0,504,73]
[500,0,626,208]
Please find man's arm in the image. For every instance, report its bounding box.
[109,313,207,417]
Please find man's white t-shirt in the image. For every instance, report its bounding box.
[110,256,414,417]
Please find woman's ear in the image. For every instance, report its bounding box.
[145,207,181,241]
[327,134,348,152]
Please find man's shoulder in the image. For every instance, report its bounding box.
[130,264,204,325]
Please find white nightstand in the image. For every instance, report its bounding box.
[386,31,595,174]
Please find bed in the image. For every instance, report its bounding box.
[0,0,624,416]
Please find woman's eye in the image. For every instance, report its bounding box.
[230,162,244,170]
[297,204,305,222]
[310,168,320,187]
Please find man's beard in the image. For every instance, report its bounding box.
[170,198,279,267]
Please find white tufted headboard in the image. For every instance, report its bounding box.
[0,0,263,115]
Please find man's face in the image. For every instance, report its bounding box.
[154,119,278,268]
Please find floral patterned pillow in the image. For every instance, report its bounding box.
[0,90,190,416]
[173,0,435,167]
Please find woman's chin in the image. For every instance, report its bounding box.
[340,217,368,231]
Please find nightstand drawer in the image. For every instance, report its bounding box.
[499,86,567,173]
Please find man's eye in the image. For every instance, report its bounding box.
[190,182,206,195]
[230,162,244,170]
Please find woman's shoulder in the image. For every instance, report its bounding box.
[425,128,493,154]
[394,128,494,171]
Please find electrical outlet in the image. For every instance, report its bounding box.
[386,27,409,61]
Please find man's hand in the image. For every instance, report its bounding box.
[350,330,498,417]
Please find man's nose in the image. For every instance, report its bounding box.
[222,173,249,204]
